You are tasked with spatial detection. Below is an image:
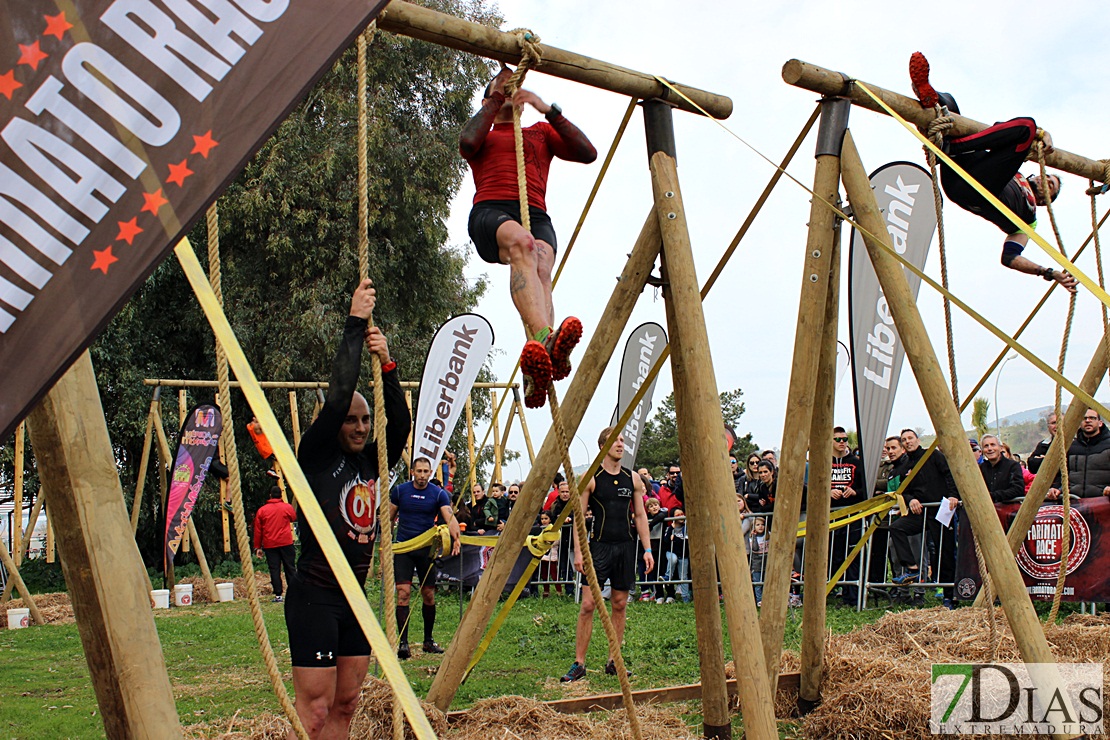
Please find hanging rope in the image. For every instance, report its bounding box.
[356,22,406,740]
[922,105,959,406]
[206,204,308,740]
[973,538,1000,660]
[504,29,543,237]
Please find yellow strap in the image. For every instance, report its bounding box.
[794,496,895,538]
[174,238,436,739]
[824,513,885,597]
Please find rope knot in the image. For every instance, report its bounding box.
[505,28,542,96]
[1085,159,1110,196]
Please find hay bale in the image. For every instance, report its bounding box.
[2,592,74,626]
[349,676,449,739]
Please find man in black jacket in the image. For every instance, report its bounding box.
[979,435,1025,503]
[887,429,960,605]
[1049,410,1110,499]
[284,279,411,739]
[830,426,865,607]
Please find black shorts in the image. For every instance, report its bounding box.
[467,200,558,265]
[284,583,370,667]
[394,546,437,585]
[590,540,637,593]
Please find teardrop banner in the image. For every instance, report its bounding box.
[0,0,389,441]
[609,321,667,470]
[164,403,222,568]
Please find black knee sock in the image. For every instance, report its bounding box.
[397,605,410,643]
[422,603,436,643]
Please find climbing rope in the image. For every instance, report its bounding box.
[973,537,1000,660]
[356,23,405,740]
[502,35,642,739]
[206,204,308,740]
[922,105,959,406]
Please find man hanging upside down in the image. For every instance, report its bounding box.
[909,52,1078,293]
[460,64,598,408]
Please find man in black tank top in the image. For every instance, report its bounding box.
[560,426,653,682]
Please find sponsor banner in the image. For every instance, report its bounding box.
[610,322,666,470]
[0,0,389,440]
[955,497,1110,602]
[849,162,937,495]
[413,315,494,474]
[165,403,222,565]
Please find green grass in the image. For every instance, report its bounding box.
[0,585,893,738]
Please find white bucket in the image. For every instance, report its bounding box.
[6,608,30,629]
[173,584,193,607]
[216,582,235,602]
[151,589,170,609]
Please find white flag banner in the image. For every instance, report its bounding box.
[413,314,494,474]
[610,322,667,470]
[848,162,938,496]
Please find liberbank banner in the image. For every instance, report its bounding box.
[848,162,937,496]
[610,322,666,471]
[0,0,388,440]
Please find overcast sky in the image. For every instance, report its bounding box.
[443,0,1110,475]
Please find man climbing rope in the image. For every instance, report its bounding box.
[389,456,460,660]
[561,426,653,682]
[460,64,598,408]
[909,52,1078,293]
[283,279,410,739]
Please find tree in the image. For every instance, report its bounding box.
[38,0,504,568]
[971,397,990,441]
[636,388,757,475]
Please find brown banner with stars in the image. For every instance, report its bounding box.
[0,0,388,440]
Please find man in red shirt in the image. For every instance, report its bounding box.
[253,485,297,602]
[460,65,597,408]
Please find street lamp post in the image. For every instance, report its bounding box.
[994,353,1019,438]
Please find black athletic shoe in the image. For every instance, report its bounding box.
[604,659,631,677]
[560,661,586,682]
[397,642,411,660]
[422,640,445,654]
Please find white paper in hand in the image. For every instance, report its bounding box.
[934,501,956,529]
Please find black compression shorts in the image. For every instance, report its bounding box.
[284,583,370,667]
[467,200,558,265]
[589,540,637,593]
[394,546,437,585]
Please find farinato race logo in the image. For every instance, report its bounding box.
[931,663,1103,735]
[1016,505,1091,581]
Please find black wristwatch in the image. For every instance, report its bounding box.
[1042,267,1055,281]
[545,102,562,121]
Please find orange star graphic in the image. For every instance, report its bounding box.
[166,159,193,187]
[191,130,219,158]
[17,42,48,71]
[0,70,21,100]
[43,12,73,41]
[91,246,118,275]
[116,217,143,245]
[141,188,168,215]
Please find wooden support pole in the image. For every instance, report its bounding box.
[25,352,181,737]
[130,390,159,535]
[13,422,24,567]
[404,390,414,470]
[378,0,732,119]
[288,390,302,453]
[842,131,1076,738]
[651,138,776,737]
[45,502,54,564]
[490,388,502,484]
[513,389,536,463]
[799,223,842,707]
[498,395,515,475]
[219,448,231,554]
[1,493,44,604]
[973,331,1110,607]
[0,536,44,624]
[427,209,662,711]
[760,98,846,690]
[465,396,476,491]
[781,59,1108,182]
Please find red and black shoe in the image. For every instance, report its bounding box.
[520,340,553,409]
[909,52,938,109]
[545,317,583,381]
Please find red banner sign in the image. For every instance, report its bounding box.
[956,497,1110,602]
[0,0,388,440]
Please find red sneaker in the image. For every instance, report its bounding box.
[520,340,552,408]
[545,317,583,381]
[909,52,938,108]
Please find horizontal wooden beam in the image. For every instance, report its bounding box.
[143,379,517,390]
[781,59,1107,182]
[446,673,801,719]
[378,0,732,119]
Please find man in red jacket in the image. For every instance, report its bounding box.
[253,485,297,602]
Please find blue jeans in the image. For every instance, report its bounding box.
[752,570,763,603]
[665,552,691,602]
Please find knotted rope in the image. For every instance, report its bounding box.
[504,29,542,235]
[1032,140,1075,624]
[923,105,959,406]
[973,537,1000,660]
[356,23,405,740]
[1084,160,1110,196]
[206,204,308,740]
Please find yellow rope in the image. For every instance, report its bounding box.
[923,105,959,406]
[205,204,308,740]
